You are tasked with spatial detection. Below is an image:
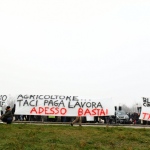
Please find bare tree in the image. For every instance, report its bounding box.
[121,104,131,113]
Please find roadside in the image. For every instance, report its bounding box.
[3,120,150,128]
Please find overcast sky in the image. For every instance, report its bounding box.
[0,0,150,107]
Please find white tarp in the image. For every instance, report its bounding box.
[139,97,150,120]
[15,94,115,116]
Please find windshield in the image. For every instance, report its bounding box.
[116,111,126,115]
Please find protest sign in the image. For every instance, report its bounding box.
[139,97,150,120]
[15,94,115,116]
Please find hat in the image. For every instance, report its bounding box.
[6,106,10,109]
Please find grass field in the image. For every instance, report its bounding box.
[0,124,149,150]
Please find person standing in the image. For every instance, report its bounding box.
[0,106,13,124]
[71,116,82,126]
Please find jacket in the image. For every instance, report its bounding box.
[1,110,13,119]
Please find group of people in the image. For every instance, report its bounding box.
[129,112,140,124]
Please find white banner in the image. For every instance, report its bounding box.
[15,94,115,116]
[139,97,150,120]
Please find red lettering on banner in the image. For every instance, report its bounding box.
[100,109,105,116]
[84,109,91,115]
[78,108,83,116]
[143,112,148,119]
[30,107,37,114]
[50,107,55,114]
[60,108,67,115]
[106,109,108,115]
[148,114,150,120]
[45,107,49,114]
[30,107,67,115]
[142,112,150,120]
[78,108,108,116]
[91,109,97,115]
[39,107,44,114]
[55,107,59,114]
